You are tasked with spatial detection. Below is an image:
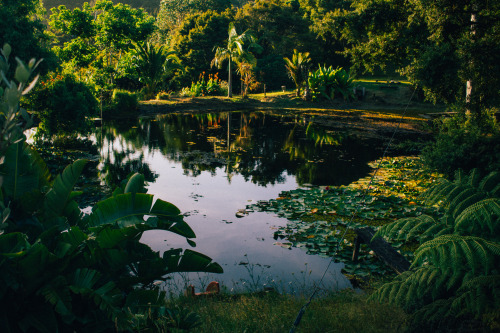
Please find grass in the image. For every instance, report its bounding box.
[140,82,444,123]
[165,290,407,332]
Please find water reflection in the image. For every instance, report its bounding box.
[93,111,385,294]
[96,111,381,187]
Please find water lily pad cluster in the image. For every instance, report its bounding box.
[248,156,442,278]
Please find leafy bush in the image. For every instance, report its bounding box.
[308,65,354,101]
[104,89,139,118]
[183,72,227,97]
[1,46,222,332]
[372,169,500,331]
[422,112,500,177]
[156,91,171,100]
[28,73,98,137]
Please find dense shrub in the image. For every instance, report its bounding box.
[422,112,500,177]
[156,91,171,100]
[104,89,139,118]
[28,73,98,136]
[182,73,227,97]
[308,65,354,101]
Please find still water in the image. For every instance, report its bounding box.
[96,111,385,295]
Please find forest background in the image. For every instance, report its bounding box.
[0,0,499,332]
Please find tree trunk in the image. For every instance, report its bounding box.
[466,9,477,113]
[228,57,233,98]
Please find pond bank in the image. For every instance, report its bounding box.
[138,94,439,141]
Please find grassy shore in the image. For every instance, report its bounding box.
[155,290,407,332]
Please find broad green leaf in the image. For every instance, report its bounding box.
[43,159,87,224]
[0,232,29,256]
[163,249,223,274]
[124,173,145,194]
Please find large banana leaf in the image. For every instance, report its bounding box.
[163,248,223,274]
[42,159,87,227]
[0,232,29,256]
[0,142,50,202]
[84,193,195,239]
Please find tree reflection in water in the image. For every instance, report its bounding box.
[96,111,383,188]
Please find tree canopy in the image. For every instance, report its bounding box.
[331,0,500,117]
[0,0,55,74]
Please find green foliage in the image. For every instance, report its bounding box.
[0,49,222,332]
[104,89,139,118]
[0,0,56,75]
[132,42,181,99]
[185,72,227,97]
[373,169,500,330]
[0,43,39,154]
[156,91,171,100]
[332,0,500,116]
[44,0,161,14]
[235,0,320,90]
[170,9,233,89]
[283,49,311,97]
[422,112,500,176]
[49,0,156,88]
[157,0,231,34]
[28,73,98,137]
[211,22,260,98]
[308,65,354,101]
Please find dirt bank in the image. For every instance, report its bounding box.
[138,94,439,141]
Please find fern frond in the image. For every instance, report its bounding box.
[371,266,448,311]
[422,223,452,239]
[447,188,484,218]
[374,215,442,242]
[425,180,455,205]
[467,169,482,187]
[411,298,456,328]
[413,235,500,274]
[454,169,466,184]
[454,198,500,237]
[479,171,500,194]
[452,275,500,318]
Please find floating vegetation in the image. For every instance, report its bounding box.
[247,156,443,278]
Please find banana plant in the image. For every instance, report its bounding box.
[0,47,222,333]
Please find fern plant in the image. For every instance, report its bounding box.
[372,169,500,331]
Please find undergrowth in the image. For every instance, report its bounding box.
[168,290,407,333]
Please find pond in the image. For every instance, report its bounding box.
[93,111,388,295]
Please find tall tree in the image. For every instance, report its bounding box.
[169,9,233,88]
[49,0,155,84]
[332,0,500,120]
[157,0,231,35]
[211,22,259,98]
[0,0,55,74]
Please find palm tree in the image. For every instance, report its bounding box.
[132,42,181,100]
[211,23,259,98]
[283,49,311,97]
